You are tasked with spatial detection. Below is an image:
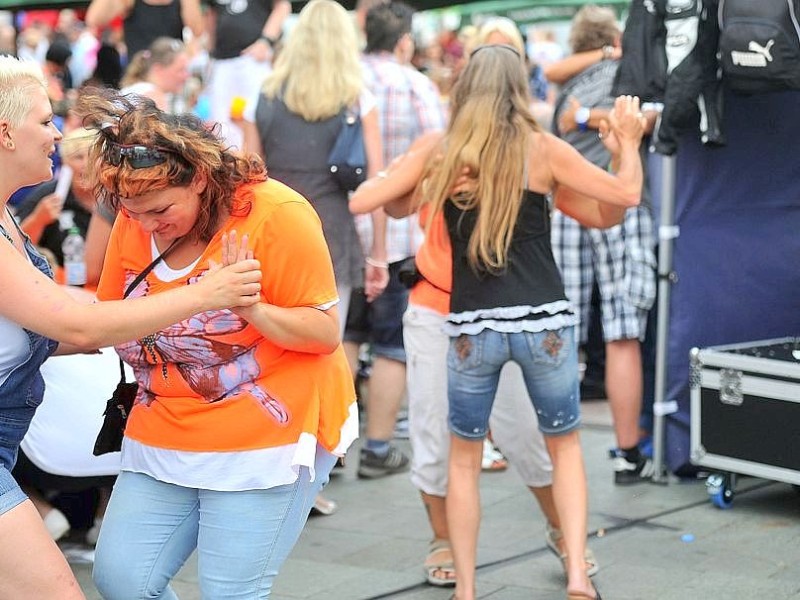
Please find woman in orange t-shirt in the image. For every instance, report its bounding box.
[76,89,357,599]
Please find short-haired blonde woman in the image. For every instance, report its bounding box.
[0,55,261,599]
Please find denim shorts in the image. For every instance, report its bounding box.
[343,261,410,363]
[0,466,27,516]
[447,326,580,439]
[404,304,553,496]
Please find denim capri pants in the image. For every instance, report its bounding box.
[447,326,581,439]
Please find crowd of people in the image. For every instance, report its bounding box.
[0,2,658,599]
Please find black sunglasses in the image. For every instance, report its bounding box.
[107,142,174,169]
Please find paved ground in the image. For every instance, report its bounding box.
[68,401,800,599]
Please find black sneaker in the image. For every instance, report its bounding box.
[357,445,410,479]
[612,451,655,485]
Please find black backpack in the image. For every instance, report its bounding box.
[718,0,800,93]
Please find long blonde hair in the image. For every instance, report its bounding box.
[261,0,362,121]
[0,56,47,128]
[420,45,540,273]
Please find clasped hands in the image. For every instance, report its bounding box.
[203,230,262,312]
[597,95,647,156]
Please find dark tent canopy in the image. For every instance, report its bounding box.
[0,0,625,15]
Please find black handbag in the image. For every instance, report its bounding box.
[93,239,180,456]
[93,361,138,456]
[327,106,367,193]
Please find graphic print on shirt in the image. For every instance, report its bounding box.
[117,272,290,425]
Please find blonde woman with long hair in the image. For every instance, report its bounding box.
[245,0,385,332]
[350,45,646,600]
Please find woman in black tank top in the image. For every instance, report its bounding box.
[351,44,647,600]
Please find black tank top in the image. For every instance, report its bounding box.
[123,0,183,58]
[443,190,577,335]
[212,0,274,59]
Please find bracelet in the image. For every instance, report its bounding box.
[259,34,278,46]
[365,257,388,269]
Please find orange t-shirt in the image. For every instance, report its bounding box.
[96,179,356,455]
[409,204,452,315]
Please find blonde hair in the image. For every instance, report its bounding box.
[262,0,362,121]
[419,45,539,273]
[476,17,525,55]
[58,127,98,159]
[0,55,47,128]
[121,37,186,88]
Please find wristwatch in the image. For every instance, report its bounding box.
[575,106,591,132]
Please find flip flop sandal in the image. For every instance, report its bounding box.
[424,539,457,587]
[481,439,508,472]
[567,583,602,600]
[545,523,600,577]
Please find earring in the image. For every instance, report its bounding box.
[6,142,13,149]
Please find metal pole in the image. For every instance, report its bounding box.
[652,152,679,483]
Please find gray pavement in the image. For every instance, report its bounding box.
[68,401,800,599]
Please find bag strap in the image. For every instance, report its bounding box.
[123,237,182,299]
[117,237,182,384]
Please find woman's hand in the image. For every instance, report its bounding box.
[607,95,645,149]
[557,96,581,135]
[220,229,254,265]
[202,230,262,311]
[364,262,389,302]
[597,119,620,157]
[452,166,476,197]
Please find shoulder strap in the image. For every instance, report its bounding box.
[117,236,181,384]
[123,237,181,299]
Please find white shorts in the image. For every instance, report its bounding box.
[207,54,273,150]
[403,304,553,496]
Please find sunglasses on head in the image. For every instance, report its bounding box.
[107,142,173,169]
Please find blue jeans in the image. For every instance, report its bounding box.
[343,260,410,363]
[447,326,580,439]
[93,448,337,599]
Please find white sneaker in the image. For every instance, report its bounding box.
[85,517,103,546]
[43,508,70,541]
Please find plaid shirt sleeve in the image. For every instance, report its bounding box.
[409,72,446,134]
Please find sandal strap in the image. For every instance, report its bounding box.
[425,539,454,568]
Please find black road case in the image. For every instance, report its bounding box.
[689,337,800,507]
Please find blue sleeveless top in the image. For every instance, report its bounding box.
[0,218,58,469]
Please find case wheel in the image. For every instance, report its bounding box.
[706,473,734,509]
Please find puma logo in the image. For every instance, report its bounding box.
[731,39,776,68]
[748,39,775,61]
